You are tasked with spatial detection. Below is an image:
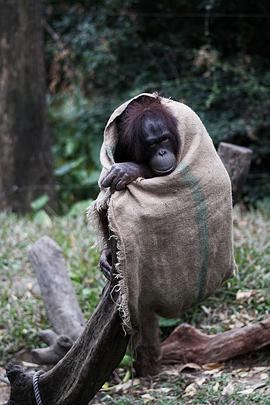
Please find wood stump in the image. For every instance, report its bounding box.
[218,142,252,204]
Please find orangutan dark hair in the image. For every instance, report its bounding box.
[115,96,179,163]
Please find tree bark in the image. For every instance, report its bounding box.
[7,237,129,404]
[29,236,85,338]
[161,319,270,365]
[7,282,129,405]
[0,0,55,212]
[218,142,252,204]
[28,236,85,364]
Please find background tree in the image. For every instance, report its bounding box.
[0,0,55,212]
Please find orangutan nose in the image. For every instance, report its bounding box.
[159,149,167,156]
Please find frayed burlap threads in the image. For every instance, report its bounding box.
[88,93,236,335]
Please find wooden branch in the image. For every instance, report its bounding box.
[7,282,129,404]
[7,237,129,404]
[161,319,270,365]
[28,236,85,340]
[217,142,252,204]
[32,330,73,365]
[28,236,85,364]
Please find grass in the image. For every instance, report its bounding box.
[0,210,102,363]
[1,203,270,403]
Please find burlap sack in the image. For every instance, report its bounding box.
[88,93,235,335]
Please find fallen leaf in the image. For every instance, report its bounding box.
[238,371,249,377]
[252,367,270,373]
[202,363,224,372]
[122,369,131,383]
[184,383,198,397]
[213,382,220,392]
[113,378,140,393]
[240,388,255,395]
[142,393,155,403]
[195,376,207,386]
[102,382,110,390]
[159,368,179,377]
[179,363,201,373]
[239,381,267,395]
[201,305,211,315]
[236,290,256,302]
[159,387,172,393]
[222,382,235,395]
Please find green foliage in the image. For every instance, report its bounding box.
[120,354,133,368]
[31,194,50,211]
[67,199,92,217]
[45,0,270,207]
[48,91,102,210]
[33,210,53,227]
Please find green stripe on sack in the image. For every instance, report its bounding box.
[177,161,209,301]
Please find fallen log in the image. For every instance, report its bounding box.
[161,319,270,365]
[28,236,85,364]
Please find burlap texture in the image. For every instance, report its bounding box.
[88,93,235,335]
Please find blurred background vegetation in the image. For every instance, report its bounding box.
[45,0,270,211]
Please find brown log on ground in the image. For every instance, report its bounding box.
[161,320,270,365]
[28,236,85,364]
[218,142,252,204]
[7,281,129,405]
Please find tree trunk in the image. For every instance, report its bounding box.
[218,142,252,204]
[0,0,55,212]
